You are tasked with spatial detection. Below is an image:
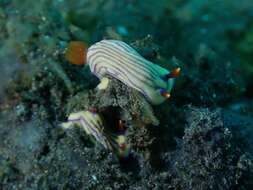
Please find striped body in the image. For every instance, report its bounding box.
[87,40,174,105]
[62,111,130,157]
[62,111,111,149]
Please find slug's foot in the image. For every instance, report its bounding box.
[97,77,110,90]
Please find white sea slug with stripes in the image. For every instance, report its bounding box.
[87,40,180,105]
[62,111,130,157]
[62,111,110,148]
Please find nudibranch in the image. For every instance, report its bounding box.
[87,40,180,105]
[63,39,180,158]
[62,111,110,148]
[62,111,130,158]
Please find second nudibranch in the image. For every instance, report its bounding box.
[66,40,180,105]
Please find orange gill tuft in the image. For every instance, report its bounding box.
[65,41,87,65]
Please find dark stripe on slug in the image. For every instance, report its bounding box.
[89,122,112,149]
[80,116,109,148]
[87,45,156,79]
[90,53,155,88]
[87,114,104,132]
[89,40,163,79]
[101,40,139,56]
[88,43,153,76]
[93,64,100,78]
[88,46,158,84]
[80,116,101,138]
[98,44,156,75]
[89,51,150,83]
[88,48,155,83]
[68,118,82,122]
[99,41,154,69]
[66,113,111,149]
[94,45,156,80]
[96,64,148,95]
[96,63,149,98]
[97,43,161,78]
[80,118,93,135]
[95,58,155,91]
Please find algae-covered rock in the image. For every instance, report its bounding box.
[165,107,253,190]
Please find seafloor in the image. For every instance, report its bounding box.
[0,0,253,190]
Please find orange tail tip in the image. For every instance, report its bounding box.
[162,92,171,99]
[160,88,171,98]
[65,41,87,65]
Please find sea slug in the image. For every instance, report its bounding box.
[87,40,180,105]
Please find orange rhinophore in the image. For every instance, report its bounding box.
[65,41,87,65]
[169,67,181,78]
[162,67,181,80]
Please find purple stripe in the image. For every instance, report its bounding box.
[89,47,156,82]
[101,40,136,55]
[69,115,108,148]
[94,43,160,78]
[95,61,147,94]
[89,51,155,88]
[100,42,161,76]
[96,64,149,100]
[88,42,160,79]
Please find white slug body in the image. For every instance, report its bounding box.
[62,111,130,157]
[62,111,111,149]
[87,40,174,105]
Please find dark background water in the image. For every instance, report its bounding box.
[0,0,253,189]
